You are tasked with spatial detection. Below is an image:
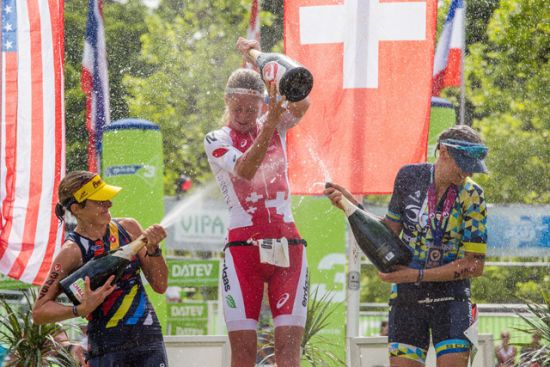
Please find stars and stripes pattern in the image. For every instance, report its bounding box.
[0,0,65,285]
[81,0,109,173]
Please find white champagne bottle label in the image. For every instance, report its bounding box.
[68,278,86,303]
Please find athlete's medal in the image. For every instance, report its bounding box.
[425,180,457,269]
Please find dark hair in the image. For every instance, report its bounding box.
[437,125,484,145]
[435,125,484,155]
[55,171,96,222]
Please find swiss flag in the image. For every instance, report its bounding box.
[285,0,437,194]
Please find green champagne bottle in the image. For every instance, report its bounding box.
[339,196,412,273]
[60,236,147,305]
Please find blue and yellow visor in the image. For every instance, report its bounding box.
[441,139,488,173]
[73,175,121,203]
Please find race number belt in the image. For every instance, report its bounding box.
[225,238,306,249]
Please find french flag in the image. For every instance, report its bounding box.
[432,0,464,96]
[81,0,110,173]
[243,0,260,70]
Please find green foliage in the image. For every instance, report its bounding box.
[0,291,77,367]
[257,284,345,366]
[360,265,391,303]
[465,0,550,204]
[514,291,550,366]
[300,287,346,366]
[471,263,550,304]
[64,0,150,172]
[359,261,550,304]
[124,0,254,192]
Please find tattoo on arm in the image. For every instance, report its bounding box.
[38,270,60,300]
[453,267,469,280]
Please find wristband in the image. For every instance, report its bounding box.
[146,247,162,257]
[415,269,424,285]
[72,305,79,317]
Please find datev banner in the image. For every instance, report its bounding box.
[165,259,221,335]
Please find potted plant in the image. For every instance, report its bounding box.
[514,290,549,367]
[0,290,78,367]
[257,282,346,366]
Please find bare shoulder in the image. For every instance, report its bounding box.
[117,218,143,240]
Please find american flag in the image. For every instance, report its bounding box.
[432,0,464,96]
[243,0,260,70]
[0,0,65,285]
[81,0,109,173]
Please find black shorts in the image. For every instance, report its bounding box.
[388,299,473,363]
[88,342,168,367]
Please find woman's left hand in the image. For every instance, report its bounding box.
[378,266,418,284]
[264,82,286,128]
[143,224,166,252]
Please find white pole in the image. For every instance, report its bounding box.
[346,197,362,366]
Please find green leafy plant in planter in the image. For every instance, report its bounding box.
[514,290,549,367]
[257,283,346,367]
[0,290,77,367]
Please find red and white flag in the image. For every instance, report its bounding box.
[244,0,261,70]
[432,0,464,96]
[285,0,437,194]
[81,0,109,173]
[0,0,65,285]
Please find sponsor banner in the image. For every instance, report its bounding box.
[488,205,550,257]
[167,259,220,287]
[165,196,229,252]
[167,302,208,320]
[102,119,166,328]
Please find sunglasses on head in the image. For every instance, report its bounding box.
[440,139,488,159]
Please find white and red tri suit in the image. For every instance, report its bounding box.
[204,112,308,332]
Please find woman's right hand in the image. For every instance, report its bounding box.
[324,182,358,210]
[78,275,116,316]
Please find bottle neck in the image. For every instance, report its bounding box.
[112,235,147,260]
[339,196,358,217]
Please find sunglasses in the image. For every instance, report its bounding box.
[440,139,488,159]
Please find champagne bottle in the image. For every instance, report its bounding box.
[60,236,147,305]
[249,49,313,102]
[339,196,412,273]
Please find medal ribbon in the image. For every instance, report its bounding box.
[426,182,457,267]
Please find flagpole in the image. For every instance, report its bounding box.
[459,0,466,125]
[346,195,362,366]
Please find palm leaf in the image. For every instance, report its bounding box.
[257,275,346,367]
[0,289,79,367]
[513,290,550,366]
